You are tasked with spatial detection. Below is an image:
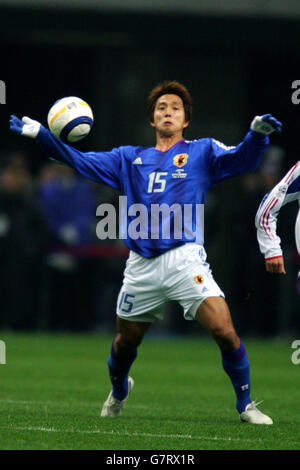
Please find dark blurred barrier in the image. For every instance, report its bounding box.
[48,244,129,258]
[0,154,48,330]
[39,243,128,333]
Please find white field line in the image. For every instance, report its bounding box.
[2,425,262,444]
[1,398,286,445]
[0,398,262,443]
[0,398,147,410]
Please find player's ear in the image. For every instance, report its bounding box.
[183,121,190,129]
[150,120,156,128]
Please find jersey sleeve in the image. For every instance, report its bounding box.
[36,126,121,189]
[209,130,269,185]
[255,161,300,259]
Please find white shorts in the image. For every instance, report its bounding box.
[116,243,225,323]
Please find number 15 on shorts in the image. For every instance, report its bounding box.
[118,292,135,313]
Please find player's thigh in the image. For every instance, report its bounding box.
[114,316,152,353]
[195,296,237,339]
[116,250,165,322]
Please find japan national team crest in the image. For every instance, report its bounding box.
[173,153,188,167]
[194,275,204,284]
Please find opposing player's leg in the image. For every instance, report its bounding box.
[101,317,151,417]
[195,297,273,424]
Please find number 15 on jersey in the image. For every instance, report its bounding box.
[147,172,168,193]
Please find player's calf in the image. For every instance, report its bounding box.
[106,318,150,402]
[107,340,137,401]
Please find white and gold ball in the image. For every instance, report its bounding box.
[47,96,93,142]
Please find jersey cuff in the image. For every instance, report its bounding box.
[265,255,283,260]
[249,130,270,144]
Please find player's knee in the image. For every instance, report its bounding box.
[210,324,237,346]
[114,332,141,355]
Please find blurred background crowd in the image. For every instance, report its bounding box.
[0,153,128,332]
[0,0,299,337]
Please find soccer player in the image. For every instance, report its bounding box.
[10,81,282,424]
[255,161,300,293]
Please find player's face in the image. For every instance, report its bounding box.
[151,94,189,136]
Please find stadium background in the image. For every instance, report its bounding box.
[0,0,299,338]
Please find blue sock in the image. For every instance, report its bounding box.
[107,341,137,401]
[221,340,251,414]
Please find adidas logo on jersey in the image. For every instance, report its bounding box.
[133,157,142,165]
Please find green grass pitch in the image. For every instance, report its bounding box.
[0,332,299,450]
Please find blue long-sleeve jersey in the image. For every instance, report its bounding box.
[36,127,269,257]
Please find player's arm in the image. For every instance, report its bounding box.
[296,207,300,256]
[209,114,282,184]
[255,161,300,274]
[255,186,286,274]
[9,115,121,189]
[296,207,300,294]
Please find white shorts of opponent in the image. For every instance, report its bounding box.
[116,243,225,323]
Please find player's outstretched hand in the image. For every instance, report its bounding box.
[251,114,282,135]
[9,115,41,139]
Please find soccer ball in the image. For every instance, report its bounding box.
[47,96,94,143]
